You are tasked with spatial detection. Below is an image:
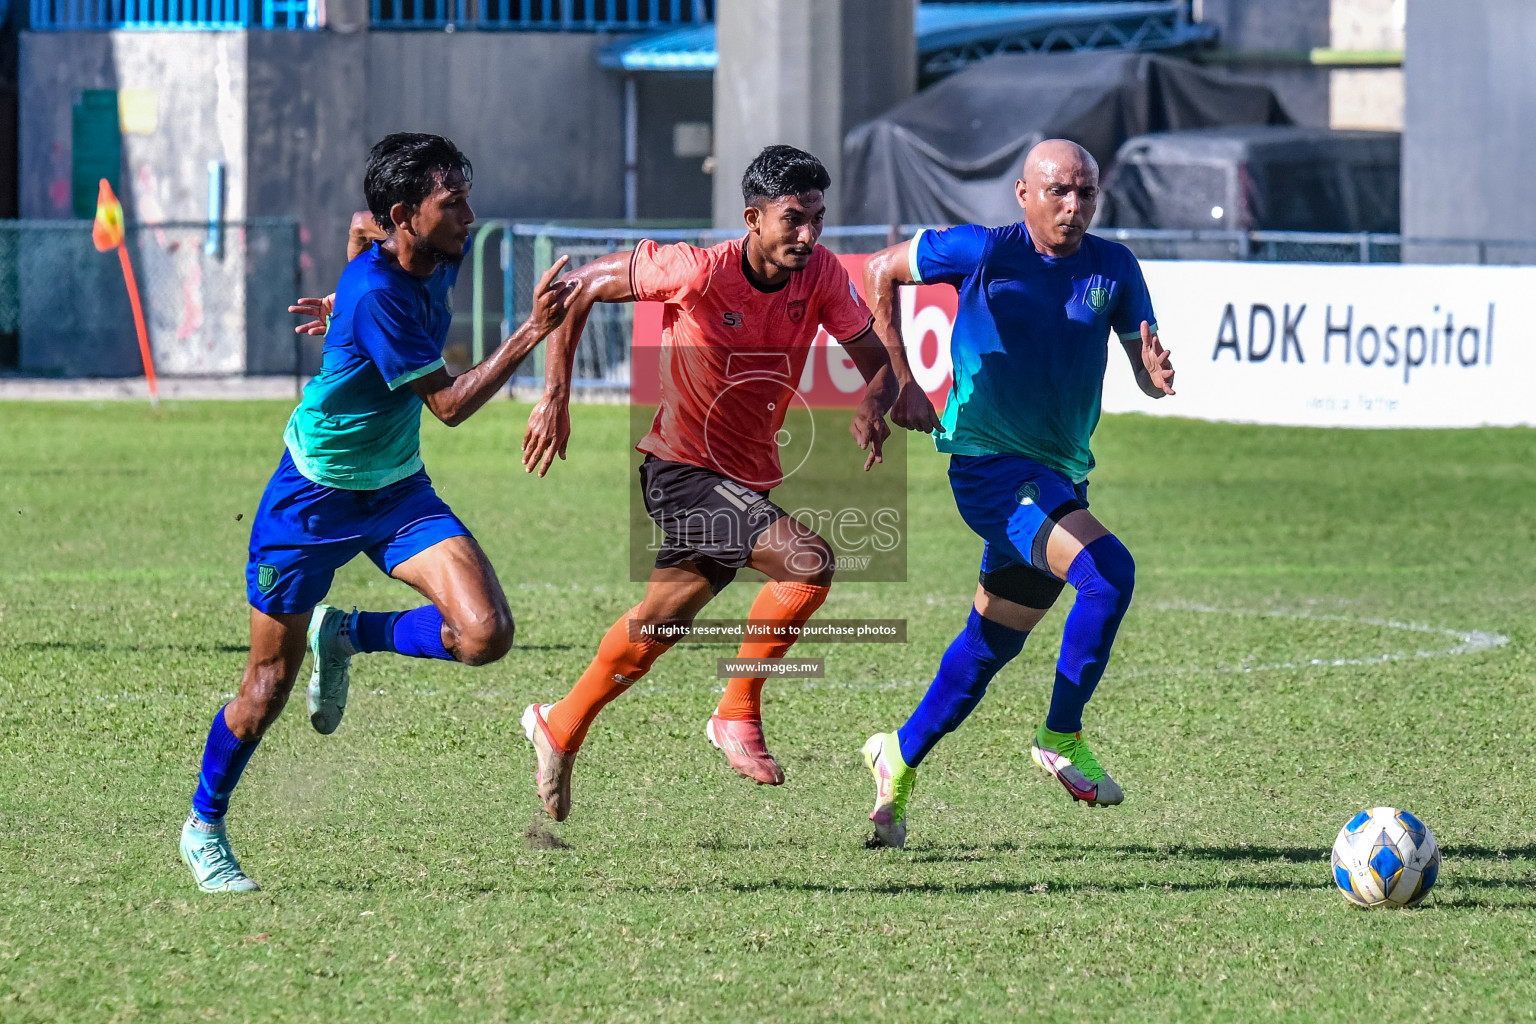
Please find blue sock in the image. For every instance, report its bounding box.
[1045,535,1136,734]
[191,706,260,823]
[350,610,402,654]
[897,607,1028,768]
[391,605,455,661]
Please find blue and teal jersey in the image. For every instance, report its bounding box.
[283,239,468,490]
[911,224,1156,482]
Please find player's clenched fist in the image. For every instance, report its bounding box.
[889,380,941,433]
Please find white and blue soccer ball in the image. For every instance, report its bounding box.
[1330,806,1440,908]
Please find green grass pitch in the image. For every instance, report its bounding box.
[2,400,1535,1022]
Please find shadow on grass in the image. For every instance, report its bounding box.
[12,641,249,654]
[290,840,1536,903]
[912,843,1336,864]
[1441,845,1536,861]
[728,878,1325,896]
[1094,843,1331,862]
[296,869,1536,909]
[303,874,1324,898]
[726,873,1536,902]
[681,841,1333,864]
[911,843,1536,866]
[14,640,580,655]
[1418,895,1536,910]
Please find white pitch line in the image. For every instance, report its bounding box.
[1119,601,1510,679]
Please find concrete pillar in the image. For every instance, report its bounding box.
[321,0,370,34]
[712,0,914,227]
[839,0,919,143]
[1403,0,1536,253]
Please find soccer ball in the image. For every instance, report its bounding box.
[1330,806,1440,908]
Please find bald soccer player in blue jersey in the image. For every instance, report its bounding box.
[858,139,1176,847]
[177,133,579,891]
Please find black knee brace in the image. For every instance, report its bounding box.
[978,562,1065,610]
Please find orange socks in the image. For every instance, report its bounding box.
[547,582,829,747]
[545,605,668,751]
[715,581,830,721]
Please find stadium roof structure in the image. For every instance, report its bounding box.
[597,1,1216,76]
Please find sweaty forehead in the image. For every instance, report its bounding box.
[765,190,825,215]
[1031,159,1097,186]
[433,167,471,197]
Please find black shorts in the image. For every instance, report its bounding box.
[640,456,787,592]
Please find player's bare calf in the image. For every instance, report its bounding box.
[180,133,577,892]
[520,145,929,822]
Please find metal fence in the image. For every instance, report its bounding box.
[491,224,899,392]
[8,220,1532,387]
[1097,228,1401,264]
[917,1,1214,82]
[481,223,1536,393]
[30,0,318,28]
[370,0,710,31]
[0,219,301,379]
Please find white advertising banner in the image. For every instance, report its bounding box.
[1100,261,1536,427]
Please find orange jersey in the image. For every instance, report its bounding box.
[630,237,874,490]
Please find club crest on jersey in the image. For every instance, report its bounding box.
[1087,286,1110,314]
[722,311,745,328]
[786,299,806,324]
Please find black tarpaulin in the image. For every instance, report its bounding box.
[1099,125,1402,232]
[842,50,1291,228]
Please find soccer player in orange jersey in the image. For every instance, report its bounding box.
[518,145,940,820]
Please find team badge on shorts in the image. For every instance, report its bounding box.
[255,563,279,594]
[787,299,806,324]
[1087,286,1110,314]
[1016,481,1040,506]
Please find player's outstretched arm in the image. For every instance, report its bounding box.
[288,212,389,335]
[348,210,386,262]
[410,255,581,427]
[522,251,638,477]
[862,242,942,433]
[1121,320,1176,398]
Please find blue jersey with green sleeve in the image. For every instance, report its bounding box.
[283,239,467,490]
[911,224,1156,482]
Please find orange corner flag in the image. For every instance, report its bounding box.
[92,179,125,252]
[91,178,158,406]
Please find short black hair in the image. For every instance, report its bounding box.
[740,145,831,206]
[363,133,473,231]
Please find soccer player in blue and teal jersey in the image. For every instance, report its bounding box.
[178,133,579,891]
[858,139,1177,847]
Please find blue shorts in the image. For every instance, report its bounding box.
[245,450,472,614]
[948,454,1089,577]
